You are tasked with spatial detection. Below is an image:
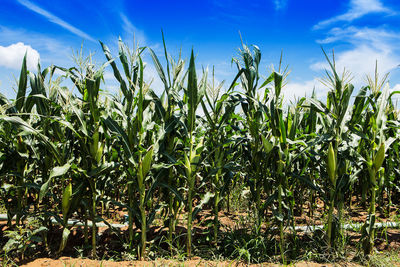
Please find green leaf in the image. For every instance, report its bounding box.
[3,238,18,252]
[15,53,27,112]
[118,38,131,81]
[279,112,287,144]
[103,117,133,160]
[192,192,215,221]
[259,72,274,89]
[100,41,130,99]
[157,182,184,203]
[261,134,273,154]
[40,163,71,201]
[50,163,71,180]
[273,72,283,97]
[376,83,389,132]
[142,146,154,178]
[57,227,70,253]
[187,49,198,132]
[0,116,60,163]
[70,102,88,136]
[148,47,169,91]
[294,174,325,197]
[88,162,116,178]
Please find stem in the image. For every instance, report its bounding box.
[349,189,353,210]
[166,134,176,252]
[278,183,285,264]
[91,181,97,258]
[327,136,339,249]
[128,183,134,250]
[365,171,376,255]
[168,167,175,252]
[16,161,25,226]
[213,150,222,243]
[186,136,194,258]
[227,189,230,213]
[290,187,297,252]
[338,197,344,246]
[213,189,220,243]
[84,209,89,245]
[255,171,262,234]
[101,193,104,216]
[138,164,146,260]
[327,187,335,248]
[361,180,367,208]
[140,195,146,260]
[187,182,193,257]
[387,189,391,217]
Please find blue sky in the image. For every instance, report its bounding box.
[1,0,400,101]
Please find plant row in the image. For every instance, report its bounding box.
[0,37,399,263]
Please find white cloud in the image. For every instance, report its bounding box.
[0,27,81,99]
[287,1,400,101]
[313,0,392,30]
[103,84,120,95]
[393,84,400,91]
[0,26,73,66]
[311,26,400,86]
[391,84,400,104]
[17,0,95,42]
[144,62,164,95]
[311,45,398,81]
[0,42,40,70]
[103,70,115,81]
[284,78,328,102]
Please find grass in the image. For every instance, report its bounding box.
[364,249,400,267]
[0,200,6,214]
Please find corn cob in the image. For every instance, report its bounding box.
[373,143,385,171]
[62,182,72,220]
[327,142,336,184]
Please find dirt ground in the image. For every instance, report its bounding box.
[2,198,400,267]
[21,257,364,267]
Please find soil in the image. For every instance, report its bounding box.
[21,257,363,267]
[2,198,400,266]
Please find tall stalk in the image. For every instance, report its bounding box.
[183,50,206,257]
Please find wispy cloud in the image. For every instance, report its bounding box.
[16,0,96,42]
[120,13,147,44]
[273,0,288,11]
[316,26,398,46]
[313,0,392,30]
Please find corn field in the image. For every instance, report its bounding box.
[0,37,400,264]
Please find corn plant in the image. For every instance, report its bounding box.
[101,40,162,259]
[148,36,187,250]
[351,78,396,255]
[182,50,207,257]
[0,35,399,263]
[201,68,239,243]
[307,50,356,249]
[57,51,116,258]
[232,43,266,233]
